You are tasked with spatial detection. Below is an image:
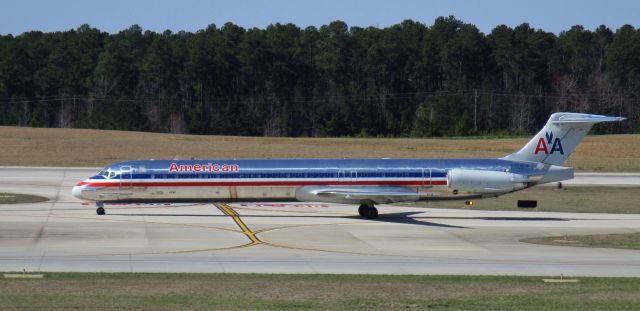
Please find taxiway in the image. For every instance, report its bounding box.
[0,166,639,276]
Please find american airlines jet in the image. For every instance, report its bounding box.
[72,112,624,218]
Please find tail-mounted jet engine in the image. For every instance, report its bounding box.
[447,168,529,193]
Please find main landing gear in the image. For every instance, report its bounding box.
[96,202,106,215]
[358,203,378,219]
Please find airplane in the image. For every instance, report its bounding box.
[72,112,625,219]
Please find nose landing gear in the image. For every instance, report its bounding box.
[96,202,106,215]
[358,203,379,219]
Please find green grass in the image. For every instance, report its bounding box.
[409,186,640,214]
[523,232,640,250]
[0,193,48,204]
[1,273,639,310]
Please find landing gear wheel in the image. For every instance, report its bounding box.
[96,207,106,215]
[364,206,378,219]
[358,204,368,217]
[358,203,377,219]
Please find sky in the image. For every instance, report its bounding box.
[1,0,638,35]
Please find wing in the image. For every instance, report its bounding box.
[296,186,420,204]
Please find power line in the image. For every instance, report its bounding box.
[0,90,637,105]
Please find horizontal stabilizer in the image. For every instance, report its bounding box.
[551,114,626,125]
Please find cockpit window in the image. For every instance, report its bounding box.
[96,168,119,179]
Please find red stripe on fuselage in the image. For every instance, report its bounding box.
[76,180,448,187]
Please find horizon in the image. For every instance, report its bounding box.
[2,0,638,36]
[1,17,632,37]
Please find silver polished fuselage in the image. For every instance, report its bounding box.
[72,158,567,204]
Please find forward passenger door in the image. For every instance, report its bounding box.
[119,165,133,198]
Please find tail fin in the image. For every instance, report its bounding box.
[503,112,625,165]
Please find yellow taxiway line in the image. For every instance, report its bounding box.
[216,203,262,245]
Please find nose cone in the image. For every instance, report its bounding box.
[72,183,84,199]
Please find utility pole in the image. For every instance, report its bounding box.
[474,89,478,132]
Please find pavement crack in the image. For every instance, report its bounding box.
[32,226,44,245]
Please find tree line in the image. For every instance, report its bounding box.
[0,16,638,137]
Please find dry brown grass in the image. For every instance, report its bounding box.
[0,126,638,171]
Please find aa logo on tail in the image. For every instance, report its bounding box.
[534,132,564,155]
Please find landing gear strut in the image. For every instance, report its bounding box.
[96,202,106,215]
[358,203,378,219]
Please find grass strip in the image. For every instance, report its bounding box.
[1,273,639,311]
[0,193,48,204]
[522,232,640,250]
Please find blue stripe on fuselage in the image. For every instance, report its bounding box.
[91,171,449,180]
[92,158,543,180]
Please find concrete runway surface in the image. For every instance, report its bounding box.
[1,166,639,276]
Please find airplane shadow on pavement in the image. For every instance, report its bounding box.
[106,211,471,229]
[105,206,573,230]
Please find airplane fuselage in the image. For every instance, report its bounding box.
[72,158,566,204]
